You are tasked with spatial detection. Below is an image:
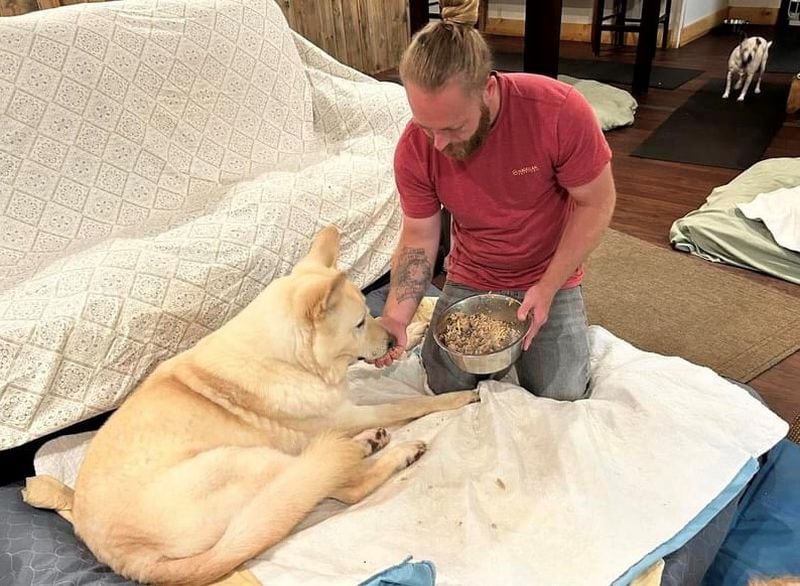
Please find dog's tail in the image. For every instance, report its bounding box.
[138,433,363,586]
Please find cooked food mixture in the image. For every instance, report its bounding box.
[441,312,521,354]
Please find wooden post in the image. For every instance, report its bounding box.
[409,0,429,36]
[632,0,659,95]
[523,0,562,78]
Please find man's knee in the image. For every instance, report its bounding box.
[518,361,590,401]
[538,377,590,401]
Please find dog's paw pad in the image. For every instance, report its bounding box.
[354,427,391,456]
[403,441,427,467]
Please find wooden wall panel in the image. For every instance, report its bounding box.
[278,0,409,75]
[0,0,39,16]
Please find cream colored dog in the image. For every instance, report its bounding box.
[72,226,478,585]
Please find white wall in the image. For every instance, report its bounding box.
[682,0,728,25]
[489,0,620,23]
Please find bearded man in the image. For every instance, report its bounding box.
[374,0,617,401]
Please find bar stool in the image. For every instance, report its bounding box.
[591,0,672,55]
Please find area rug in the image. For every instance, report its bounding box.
[631,79,789,170]
[583,230,800,382]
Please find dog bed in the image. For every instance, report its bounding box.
[20,327,786,586]
[669,158,800,284]
[558,75,638,131]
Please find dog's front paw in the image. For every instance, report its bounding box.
[737,95,745,102]
[397,441,427,468]
[722,92,730,99]
[354,427,391,456]
[755,87,761,94]
[443,389,480,409]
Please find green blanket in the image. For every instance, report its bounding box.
[558,75,637,131]
[669,158,800,285]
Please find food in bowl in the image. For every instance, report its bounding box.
[433,294,530,374]
[440,311,524,354]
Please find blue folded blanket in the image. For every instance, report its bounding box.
[704,439,800,585]
[359,557,435,586]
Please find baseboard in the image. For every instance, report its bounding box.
[679,8,728,47]
[486,18,676,48]
[728,6,779,25]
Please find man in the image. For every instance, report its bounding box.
[375,4,616,401]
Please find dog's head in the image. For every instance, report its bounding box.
[738,36,772,66]
[238,226,393,381]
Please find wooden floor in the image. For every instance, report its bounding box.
[385,27,800,422]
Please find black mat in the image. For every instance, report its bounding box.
[492,52,704,90]
[767,28,800,74]
[632,78,788,170]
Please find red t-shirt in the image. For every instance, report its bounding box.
[394,73,612,291]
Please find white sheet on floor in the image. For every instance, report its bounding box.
[34,327,788,586]
[737,186,800,253]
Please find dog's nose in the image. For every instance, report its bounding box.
[386,334,397,350]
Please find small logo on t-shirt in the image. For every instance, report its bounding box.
[512,165,539,176]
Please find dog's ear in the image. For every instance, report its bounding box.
[301,272,347,323]
[299,225,341,269]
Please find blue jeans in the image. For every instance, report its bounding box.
[421,282,591,401]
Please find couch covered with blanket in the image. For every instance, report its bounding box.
[0,0,410,450]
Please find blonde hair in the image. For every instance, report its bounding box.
[399,0,492,93]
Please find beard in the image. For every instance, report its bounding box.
[440,101,491,161]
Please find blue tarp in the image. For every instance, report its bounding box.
[358,557,436,586]
[704,439,800,585]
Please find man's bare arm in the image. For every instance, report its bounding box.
[382,212,441,330]
[390,246,433,305]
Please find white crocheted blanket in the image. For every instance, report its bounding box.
[0,0,410,448]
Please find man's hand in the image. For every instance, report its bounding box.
[517,284,557,351]
[372,315,409,368]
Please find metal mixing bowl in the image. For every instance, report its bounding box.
[433,293,529,375]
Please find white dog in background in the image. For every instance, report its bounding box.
[723,35,773,101]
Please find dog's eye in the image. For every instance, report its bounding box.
[356,318,365,329]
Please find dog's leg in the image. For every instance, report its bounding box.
[738,73,754,101]
[755,60,766,94]
[734,72,744,90]
[723,70,733,98]
[123,435,366,585]
[352,427,391,456]
[332,390,480,435]
[330,441,427,504]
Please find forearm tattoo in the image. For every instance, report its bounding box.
[391,247,432,304]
